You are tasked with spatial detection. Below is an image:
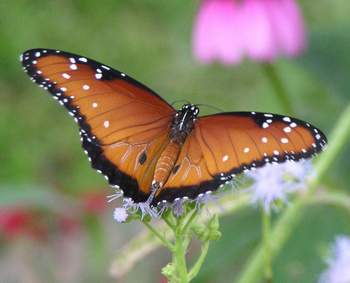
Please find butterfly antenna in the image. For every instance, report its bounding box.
[196,103,224,113]
[171,99,191,107]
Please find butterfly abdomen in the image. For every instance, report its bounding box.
[152,104,200,190]
[153,141,181,188]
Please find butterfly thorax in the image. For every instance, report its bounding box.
[151,104,199,195]
[169,104,199,144]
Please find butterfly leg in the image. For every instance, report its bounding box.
[144,181,161,206]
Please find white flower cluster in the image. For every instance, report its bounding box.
[247,160,312,211]
[319,235,350,283]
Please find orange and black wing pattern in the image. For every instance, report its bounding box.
[155,112,327,203]
[21,48,175,202]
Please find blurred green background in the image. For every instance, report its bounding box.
[0,0,350,282]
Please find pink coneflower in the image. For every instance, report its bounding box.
[192,0,306,65]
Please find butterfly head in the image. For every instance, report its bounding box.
[170,104,199,143]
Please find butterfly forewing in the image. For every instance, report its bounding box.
[21,48,175,202]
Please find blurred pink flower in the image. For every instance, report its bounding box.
[82,191,107,215]
[0,208,47,240]
[58,216,81,235]
[192,0,306,65]
[0,208,32,238]
[193,0,244,64]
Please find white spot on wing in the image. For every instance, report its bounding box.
[83,84,90,90]
[243,147,250,153]
[262,122,269,128]
[62,73,71,79]
[283,126,291,133]
[222,155,229,162]
[261,137,268,143]
[281,138,289,144]
[104,120,110,128]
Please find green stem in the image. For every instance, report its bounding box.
[261,63,293,115]
[109,190,350,280]
[236,102,350,283]
[163,213,176,231]
[173,221,189,283]
[262,209,272,283]
[143,221,174,251]
[181,208,199,232]
[110,229,161,279]
[110,193,251,280]
[188,241,210,281]
[310,190,350,213]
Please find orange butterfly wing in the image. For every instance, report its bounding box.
[155,112,326,204]
[21,49,328,206]
[21,49,175,202]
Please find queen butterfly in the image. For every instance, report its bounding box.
[20,48,327,208]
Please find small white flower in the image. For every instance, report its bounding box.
[108,189,159,221]
[283,160,312,182]
[113,207,128,223]
[319,235,350,283]
[247,160,311,211]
